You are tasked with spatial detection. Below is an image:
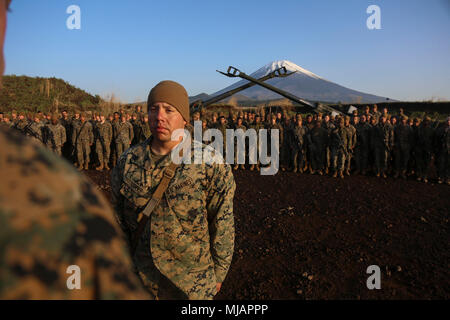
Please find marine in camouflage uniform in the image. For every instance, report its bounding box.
[307,120,328,175]
[72,113,94,170]
[233,117,246,170]
[13,112,28,132]
[111,80,235,300]
[291,115,307,173]
[330,118,350,178]
[114,114,134,160]
[95,114,113,171]
[280,116,292,171]
[303,114,315,172]
[217,116,228,159]
[321,114,335,174]
[370,116,394,178]
[353,115,371,175]
[248,115,264,171]
[110,112,121,167]
[266,115,283,167]
[0,126,150,300]
[415,117,435,183]
[344,116,357,175]
[44,114,66,156]
[130,113,143,146]
[26,114,45,145]
[140,115,151,142]
[393,116,413,179]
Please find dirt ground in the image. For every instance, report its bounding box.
[86,169,449,300]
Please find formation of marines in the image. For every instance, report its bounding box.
[0,106,150,171]
[1,104,449,185]
[194,105,449,185]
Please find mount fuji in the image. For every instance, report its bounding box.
[209,60,392,104]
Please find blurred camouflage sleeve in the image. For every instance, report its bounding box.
[205,162,236,283]
[0,126,149,299]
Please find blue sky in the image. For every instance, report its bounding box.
[4,0,450,103]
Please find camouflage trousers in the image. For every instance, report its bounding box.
[394,145,411,173]
[373,147,389,174]
[291,147,305,171]
[96,140,111,165]
[331,148,346,172]
[116,139,131,160]
[75,140,91,166]
[345,149,353,171]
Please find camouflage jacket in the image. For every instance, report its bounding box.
[13,119,29,132]
[95,121,113,145]
[266,122,284,144]
[27,122,45,143]
[370,122,394,150]
[0,126,150,299]
[72,120,94,145]
[140,122,151,142]
[114,121,134,144]
[291,125,307,149]
[111,137,236,300]
[45,123,67,148]
[330,126,350,150]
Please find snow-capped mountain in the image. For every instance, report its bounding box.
[210,60,392,104]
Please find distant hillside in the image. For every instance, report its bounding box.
[0,75,101,113]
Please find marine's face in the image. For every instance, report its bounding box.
[149,102,185,143]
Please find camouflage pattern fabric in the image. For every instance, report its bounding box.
[307,126,328,173]
[45,123,67,156]
[0,126,150,299]
[114,121,134,158]
[72,120,94,167]
[330,125,350,173]
[290,124,307,172]
[95,121,113,166]
[111,136,236,300]
[393,123,413,174]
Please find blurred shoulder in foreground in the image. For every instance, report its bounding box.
[0,126,150,299]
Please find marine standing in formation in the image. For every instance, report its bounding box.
[111,81,236,300]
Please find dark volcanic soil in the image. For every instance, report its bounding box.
[86,169,450,300]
